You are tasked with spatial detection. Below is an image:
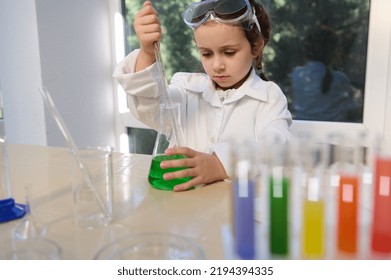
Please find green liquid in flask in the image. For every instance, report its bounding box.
[148,154,191,191]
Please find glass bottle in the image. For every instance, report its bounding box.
[0,83,26,222]
[148,102,190,191]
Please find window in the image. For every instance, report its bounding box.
[290,0,391,143]
[112,0,391,152]
[266,1,369,124]
[127,127,157,154]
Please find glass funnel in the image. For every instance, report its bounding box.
[148,102,190,191]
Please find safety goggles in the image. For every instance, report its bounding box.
[182,0,261,33]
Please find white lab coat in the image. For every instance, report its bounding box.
[114,49,292,176]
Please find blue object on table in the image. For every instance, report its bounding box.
[0,198,26,223]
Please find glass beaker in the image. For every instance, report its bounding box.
[148,102,190,191]
[72,146,113,229]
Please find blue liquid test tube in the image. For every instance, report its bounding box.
[233,159,255,260]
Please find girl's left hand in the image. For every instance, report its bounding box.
[160,147,228,192]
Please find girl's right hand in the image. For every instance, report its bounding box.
[134,1,162,58]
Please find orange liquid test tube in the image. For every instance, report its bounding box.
[371,156,391,253]
[337,175,359,254]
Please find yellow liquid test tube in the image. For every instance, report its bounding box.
[302,200,324,257]
[302,175,325,258]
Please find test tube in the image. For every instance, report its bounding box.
[300,138,328,258]
[0,82,5,137]
[334,133,362,254]
[371,139,391,254]
[0,84,26,222]
[0,137,26,222]
[268,137,290,256]
[0,137,11,200]
[232,140,257,260]
[0,85,9,201]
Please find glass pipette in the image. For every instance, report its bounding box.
[153,42,185,147]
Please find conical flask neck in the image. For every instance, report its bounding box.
[153,102,185,156]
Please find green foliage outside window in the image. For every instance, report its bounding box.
[124,0,200,78]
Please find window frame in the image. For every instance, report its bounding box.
[290,0,391,146]
[111,0,391,152]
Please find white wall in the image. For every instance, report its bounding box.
[0,0,46,145]
[0,0,116,148]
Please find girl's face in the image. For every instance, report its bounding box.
[194,21,259,90]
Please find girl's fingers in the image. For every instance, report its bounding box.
[165,146,196,157]
[143,1,152,8]
[163,168,195,181]
[160,157,193,169]
[173,178,201,192]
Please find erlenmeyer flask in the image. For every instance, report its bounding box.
[148,102,190,191]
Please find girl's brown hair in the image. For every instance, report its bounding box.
[197,0,271,80]
[246,0,271,81]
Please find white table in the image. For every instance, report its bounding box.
[0,144,231,259]
[1,144,390,260]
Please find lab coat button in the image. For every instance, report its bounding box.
[210,137,215,143]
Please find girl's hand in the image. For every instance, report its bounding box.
[133,1,161,69]
[161,147,229,192]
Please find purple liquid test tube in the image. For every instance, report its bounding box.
[233,160,255,260]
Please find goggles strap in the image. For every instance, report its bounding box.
[251,7,261,33]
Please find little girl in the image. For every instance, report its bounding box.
[114,0,292,191]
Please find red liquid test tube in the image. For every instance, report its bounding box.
[371,155,391,253]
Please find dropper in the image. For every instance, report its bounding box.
[153,42,185,147]
[153,42,170,102]
[38,87,110,220]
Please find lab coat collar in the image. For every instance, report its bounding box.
[183,69,268,107]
